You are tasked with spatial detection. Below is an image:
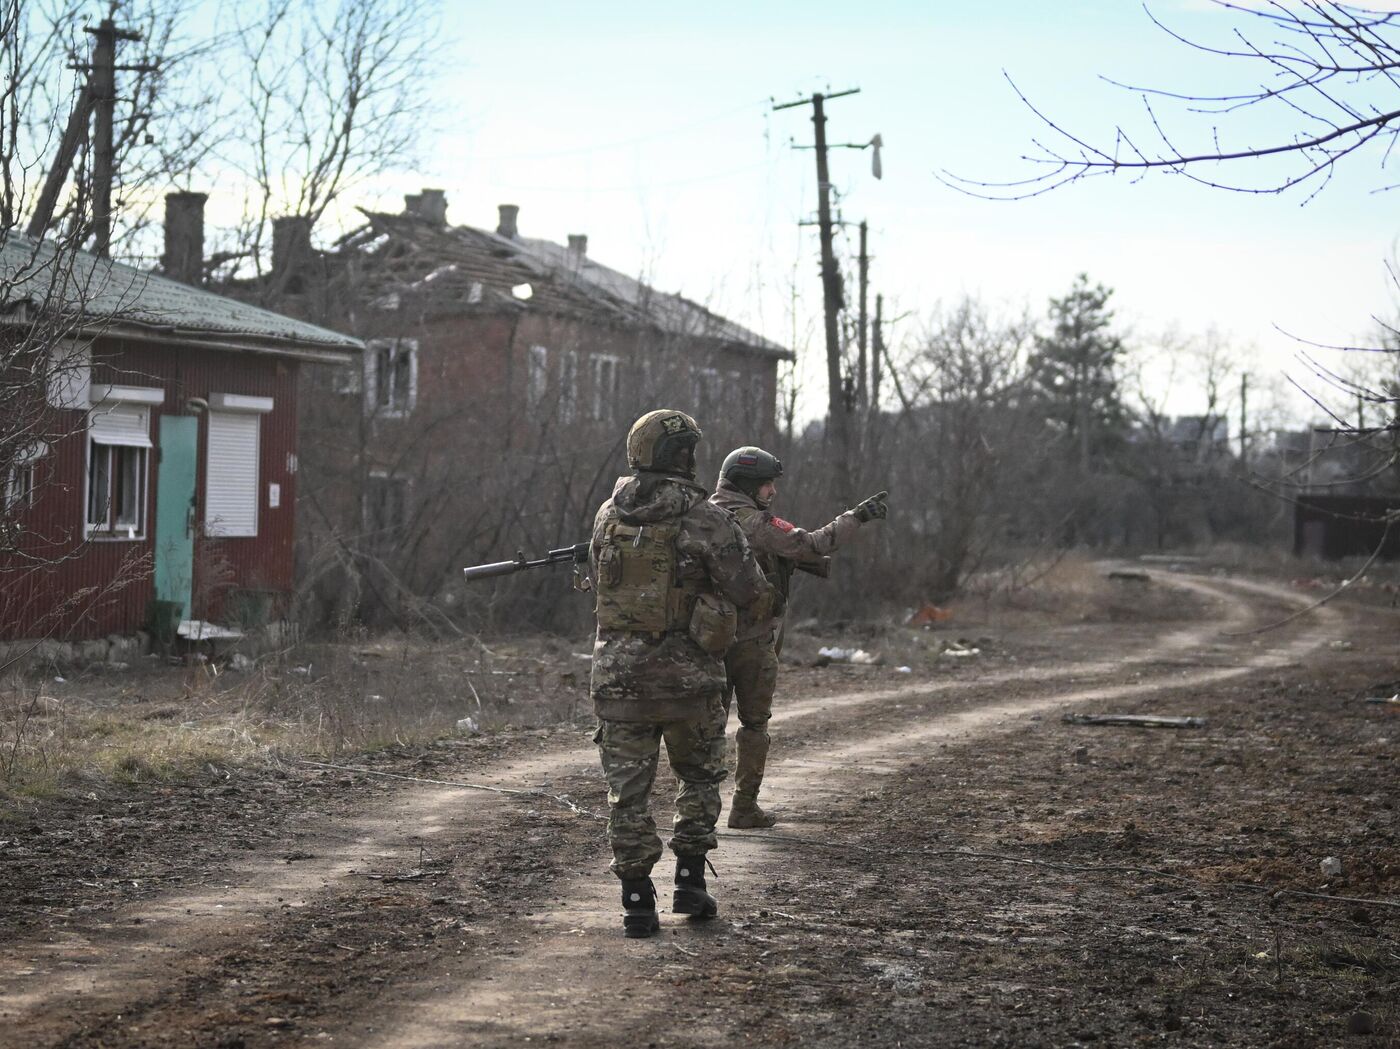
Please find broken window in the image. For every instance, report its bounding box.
[559,350,579,423]
[692,367,722,418]
[528,345,549,409]
[592,355,622,421]
[366,338,418,417]
[86,405,150,538]
[365,473,410,548]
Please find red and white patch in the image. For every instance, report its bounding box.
[768,515,796,533]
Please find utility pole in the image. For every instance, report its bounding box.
[25,18,142,253]
[871,292,884,412]
[856,220,869,417]
[773,88,860,504]
[90,19,141,258]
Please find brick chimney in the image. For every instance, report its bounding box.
[404,188,448,225]
[271,215,313,290]
[496,204,519,239]
[162,191,207,285]
[567,234,587,259]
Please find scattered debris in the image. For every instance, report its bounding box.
[907,603,953,626]
[1107,570,1151,583]
[1063,713,1207,729]
[177,620,244,641]
[895,666,913,674]
[940,640,980,659]
[1073,746,1090,764]
[817,647,881,665]
[572,652,593,661]
[365,868,426,882]
[227,652,254,672]
[455,716,481,736]
[1363,694,1398,705]
[1321,856,1343,878]
[1330,640,1355,651]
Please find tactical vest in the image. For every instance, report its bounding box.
[594,520,698,634]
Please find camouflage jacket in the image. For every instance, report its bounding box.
[711,480,861,641]
[590,473,768,722]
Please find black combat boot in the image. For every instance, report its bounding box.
[620,876,659,938]
[672,855,717,919]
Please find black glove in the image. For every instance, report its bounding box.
[852,491,889,523]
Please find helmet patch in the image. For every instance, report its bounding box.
[661,415,688,434]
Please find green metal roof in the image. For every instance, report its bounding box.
[0,233,361,360]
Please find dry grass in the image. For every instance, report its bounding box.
[0,631,592,806]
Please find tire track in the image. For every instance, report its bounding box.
[364,575,1348,1048]
[0,572,1343,1043]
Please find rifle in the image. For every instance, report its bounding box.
[462,541,590,583]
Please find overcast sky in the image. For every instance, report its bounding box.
[344,0,1399,425]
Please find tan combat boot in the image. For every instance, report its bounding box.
[728,797,778,829]
[730,726,776,827]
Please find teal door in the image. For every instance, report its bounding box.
[154,415,198,617]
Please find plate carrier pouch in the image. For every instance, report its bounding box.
[595,520,697,635]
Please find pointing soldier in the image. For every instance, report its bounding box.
[590,410,770,937]
[711,447,887,828]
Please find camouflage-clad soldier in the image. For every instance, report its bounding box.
[591,410,769,938]
[711,447,888,828]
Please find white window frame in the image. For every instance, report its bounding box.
[559,350,579,424]
[85,405,151,540]
[47,340,91,410]
[592,355,621,421]
[205,396,271,539]
[527,344,549,409]
[365,338,419,418]
[6,441,47,511]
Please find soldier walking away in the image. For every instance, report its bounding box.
[711,447,887,828]
[590,410,770,938]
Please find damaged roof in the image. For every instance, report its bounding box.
[0,233,362,362]
[341,211,792,360]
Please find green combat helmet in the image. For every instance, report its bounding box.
[627,409,703,477]
[721,446,783,505]
[720,446,783,484]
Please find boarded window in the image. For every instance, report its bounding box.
[86,406,150,537]
[48,341,91,409]
[205,411,260,537]
[366,338,419,416]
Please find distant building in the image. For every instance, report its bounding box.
[0,233,360,642]
[221,191,793,618]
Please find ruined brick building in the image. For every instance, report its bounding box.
[216,191,792,624]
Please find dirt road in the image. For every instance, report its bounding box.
[1,569,1396,1047]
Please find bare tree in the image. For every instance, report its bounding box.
[945,2,1400,201]
[15,0,220,254]
[214,0,440,293]
[888,299,1036,598]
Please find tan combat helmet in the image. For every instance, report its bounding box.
[626,409,703,475]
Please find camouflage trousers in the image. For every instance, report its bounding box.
[724,634,779,803]
[594,696,729,879]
